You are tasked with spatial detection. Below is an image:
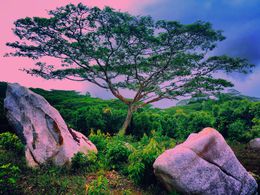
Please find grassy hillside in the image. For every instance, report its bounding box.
[1,81,260,141]
[0,82,259,194]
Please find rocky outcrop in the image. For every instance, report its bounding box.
[153,128,258,195]
[249,138,260,151]
[4,83,97,167]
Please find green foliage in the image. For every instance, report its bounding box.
[89,130,109,151]
[86,175,109,195]
[1,81,260,143]
[0,163,21,194]
[0,132,24,153]
[228,120,248,142]
[213,100,254,141]
[249,118,260,139]
[128,137,164,185]
[24,165,86,195]
[71,152,97,172]
[250,102,260,118]
[132,112,164,137]
[187,111,215,133]
[171,109,190,140]
[106,138,131,169]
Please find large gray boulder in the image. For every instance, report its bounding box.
[153,128,258,195]
[4,83,97,167]
[249,138,260,151]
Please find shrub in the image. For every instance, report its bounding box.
[243,118,260,141]
[86,175,109,195]
[128,138,164,185]
[132,112,164,137]
[0,163,21,194]
[106,139,131,169]
[149,130,176,149]
[251,118,260,136]
[0,132,24,153]
[103,109,126,134]
[227,120,248,142]
[71,151,97,172]
[89,130,109,151]
[188,111,215,133]
[213,100,253,138]
[172,109,190,140]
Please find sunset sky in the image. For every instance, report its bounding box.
[1,0,260,107]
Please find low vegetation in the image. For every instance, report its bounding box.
[0,82,259,194]
[31,85,260,142]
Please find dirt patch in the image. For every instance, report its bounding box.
[86,170,143,194]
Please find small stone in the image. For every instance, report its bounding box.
[249,138,260,151]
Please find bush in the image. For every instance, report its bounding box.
[149,130,176,149]
[89,130,109,151]
[71,151,97,172]
[244,118,260,141]
[132,112,164,137]
[213,100,253,138]
[251,118,260,136]
[188,111,215,133]
[0,132,24,153]
[171,109,190,140]
[106,139,131,169]
[0,163,21,194]
[227,120,248,142]
[128,138,164,185]
[86,175,109,195]
[103,109,126,134]
[73,107,106,135]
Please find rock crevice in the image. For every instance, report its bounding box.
[183,144,241,185]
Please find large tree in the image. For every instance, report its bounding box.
[6,3,253,135]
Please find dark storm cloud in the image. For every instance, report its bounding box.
[144,0,260,64]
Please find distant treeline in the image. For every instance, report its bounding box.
[0,82,259,142]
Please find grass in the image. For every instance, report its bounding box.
[0,137,259,194]
[0,142,168,195]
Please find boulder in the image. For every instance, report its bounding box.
[249,138,260,151]
[4,83,97,167]
[153,128,258,195]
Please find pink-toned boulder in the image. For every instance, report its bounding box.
[4,83,97,167]
[153,128,258,195]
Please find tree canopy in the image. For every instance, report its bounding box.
[6,3,254,134]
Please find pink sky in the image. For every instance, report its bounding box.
[0,0,156,92]
[1,0,259,108]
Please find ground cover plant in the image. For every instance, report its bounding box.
[0,82,259,194]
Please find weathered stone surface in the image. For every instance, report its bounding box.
[4,83,97,167]
[153,128,258,195]
[249,138,260,151]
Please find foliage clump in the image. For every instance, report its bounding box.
[0,163,21,194]
[106,138,131,169]
[71,151,97,172]
[127,132,170,185]
[89,130,110,151]
[0,132,24,153]
[86,175,109,195]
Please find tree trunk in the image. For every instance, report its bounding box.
[119,105,134,135]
